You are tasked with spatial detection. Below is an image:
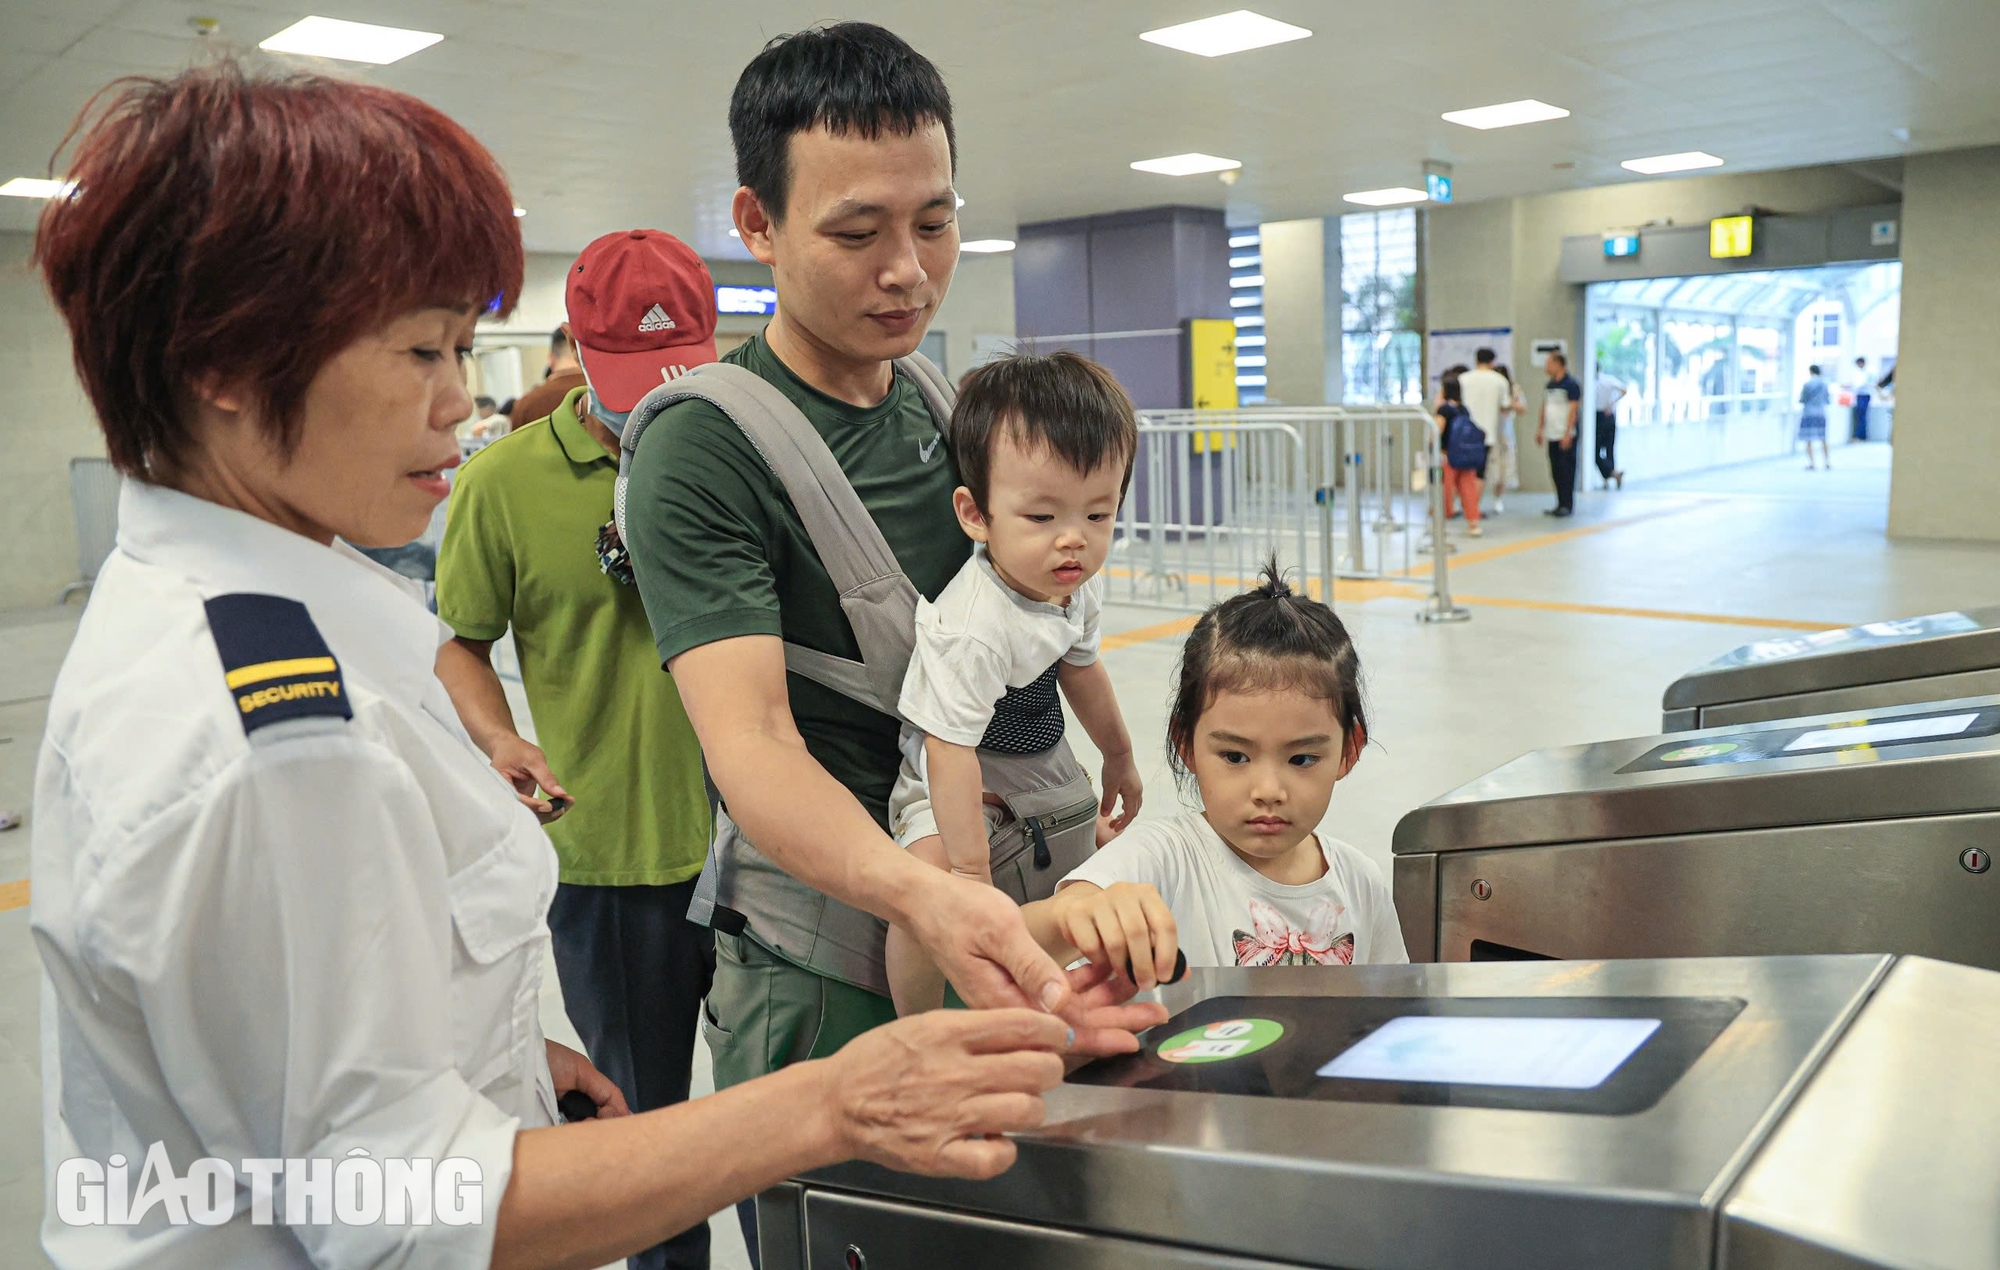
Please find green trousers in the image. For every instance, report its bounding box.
[703,931,899,1090]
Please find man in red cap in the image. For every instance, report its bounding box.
[568,227,721,420]
[436,229,722,1270]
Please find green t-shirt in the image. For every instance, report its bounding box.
[625,335,969,825]
[437,387,712,886]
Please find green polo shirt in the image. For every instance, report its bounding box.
[437,387,710,886]
[623,335,969,826]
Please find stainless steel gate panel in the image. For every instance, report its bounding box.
[1394,697,2000,970]
[1392,852,1438,963]
[1684,665,2000,731]
[805,1192,1312,1270]
[796,958,1888,1270]
[1721,957,2000,1270]
[1394,695,2000,859]
[1429,815,2000,967]
[1663,608,2000,732]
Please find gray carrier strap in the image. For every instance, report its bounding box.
[617,356,948,715]
[617,351,1096,995]
[615,353,954,995]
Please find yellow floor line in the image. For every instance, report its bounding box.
[1396,497,1723,575]
[1094,497,1818,651]
[1448,593,1836,632]
[0,878,26,914]
[1100,615,1199,651]
[1098,586,1831,651]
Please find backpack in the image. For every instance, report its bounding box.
[611,355,1099,996]
[1444,405,1488,471]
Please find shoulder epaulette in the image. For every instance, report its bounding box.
[203,594,353,735]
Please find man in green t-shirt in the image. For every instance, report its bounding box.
[438,228,722,1270]
[624,23,1149,1139]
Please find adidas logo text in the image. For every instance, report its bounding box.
[638,304,676,333]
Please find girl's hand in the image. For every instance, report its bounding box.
[1052,882,1180,992]
[1098,752,1143,833]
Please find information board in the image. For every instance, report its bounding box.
[1709,215,1754,259]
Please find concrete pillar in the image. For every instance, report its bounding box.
[1013,206,1230,409]
[1889,145,2000,540]
[1258,218,1327,406]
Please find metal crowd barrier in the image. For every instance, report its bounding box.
[61,457,121,604]
[1112,406,1463,621]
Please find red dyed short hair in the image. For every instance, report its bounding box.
[35,63,524,478]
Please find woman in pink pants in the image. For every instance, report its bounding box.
[1437,375,1485,538]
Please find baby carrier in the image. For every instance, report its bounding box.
[613,353,1099,995]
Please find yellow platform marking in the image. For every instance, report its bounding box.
[0,878,26,913]
[223,656,338,690]
[1100,616,1199,651]
[1097,496,1824,650]
[1394,498,1723,575]
[1446,594,1835,632]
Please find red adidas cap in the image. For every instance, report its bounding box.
[566,229,718,412]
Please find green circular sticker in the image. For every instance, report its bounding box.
[1660,742,1738,762]
[1157,1017,1285,1064]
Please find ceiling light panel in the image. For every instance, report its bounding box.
[1343,186,1429,206]
[1621,151,1725,175]
[1442,99,1570,130]
[259,16,443,65]
[0,177,74,198]
[1140,10,1312,57]
[1132,153,1242,176]
[960,240,1016,254]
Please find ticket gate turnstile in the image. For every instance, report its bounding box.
[1663,607,2000,731]
[766,956,2000,1270]
[1393,693,2000,969]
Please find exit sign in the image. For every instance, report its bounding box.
[1603,234,1640,258]
[1709,215,1754,259]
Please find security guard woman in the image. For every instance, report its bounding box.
[28,65,1151,1269]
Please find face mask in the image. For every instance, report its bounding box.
[577,359,633,440]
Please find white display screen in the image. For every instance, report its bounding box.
[1783,712,1978,753]
[1316,1016,1662,1089]
[715,284,778,315]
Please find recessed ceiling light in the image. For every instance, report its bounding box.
[728,228,741,238]
[0,176,75,199]
[1442,99,1570,130]
[1132,152,1242,176]
[259,16,443,65]
[1140,10,1311,57]
[511,207,526,218]
[1621,151,1724,175]
[955,196,965,208]
[1343,187,1430,206]
[961,239,1015,254]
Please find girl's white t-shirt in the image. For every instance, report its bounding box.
[1060,808,1409,968]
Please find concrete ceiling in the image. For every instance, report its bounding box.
[2,0,1996,260]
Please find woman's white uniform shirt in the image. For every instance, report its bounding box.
[33,480,559,1268]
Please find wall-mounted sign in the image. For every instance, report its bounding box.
[1602,234,1640,258]
[715,284,777,315]
[1871,219,1899,247]
[1709,215,1754,259]
[1187,317,1238,414]
[1424,160,1454,204]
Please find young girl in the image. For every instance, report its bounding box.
[1023,565,1408,984]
